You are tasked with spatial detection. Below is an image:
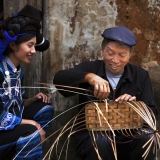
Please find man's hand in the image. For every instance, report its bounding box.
[115,94,136,103]
[83,73,110,100]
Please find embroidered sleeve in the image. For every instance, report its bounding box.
[0,73,4,115]
[0,111,21,130]
[20,69,26,103]
[0,67,22,130]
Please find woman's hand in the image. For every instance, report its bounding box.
[20,119,46,141]
[83,73,110,100]
[115,94,136,103]
[24,92,50,107]
[33,92,50,103]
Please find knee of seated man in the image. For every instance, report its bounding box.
[133,128,154,144]
[141,128,153,138]
[95,133,111,149]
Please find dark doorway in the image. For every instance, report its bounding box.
[0,0,3,21]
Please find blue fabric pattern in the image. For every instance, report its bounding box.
[33,105,54,132]
[15,131,42,160]
[0,112,21,130]
[0,57,25,130]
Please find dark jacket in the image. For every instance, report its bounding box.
[53,60,158,116]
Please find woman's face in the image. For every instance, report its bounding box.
[9,36,36,67]
[102,41,132,74]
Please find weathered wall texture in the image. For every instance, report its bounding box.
[43,0,118,82]
[116,1,160,65]
[115,0,160,126]
[44,0,160,77]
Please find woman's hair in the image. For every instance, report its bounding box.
[0,17,11,40]
[101,38,133,52]
[0,5,50,61]
[3,33,35,56]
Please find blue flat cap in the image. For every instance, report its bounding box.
[101,26,137,47]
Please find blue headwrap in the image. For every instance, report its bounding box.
[0,4,50,60]
[0,30,27,60]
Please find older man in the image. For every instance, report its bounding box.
[53,26,157,160]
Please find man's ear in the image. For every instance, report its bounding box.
[101,50,104,59]
[129,47,134,58]
[9,42,16,50]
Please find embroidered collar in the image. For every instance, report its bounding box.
[4,56,20,74]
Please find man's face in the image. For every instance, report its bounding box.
[102,41,132,74]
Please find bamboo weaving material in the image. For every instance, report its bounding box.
[5,82,159,160]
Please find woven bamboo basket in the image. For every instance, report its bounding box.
[85,101,144,131]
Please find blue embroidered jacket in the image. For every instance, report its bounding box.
[0,57,25,130]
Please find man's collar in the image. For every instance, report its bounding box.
[97,61,107,78]
[99,61,132,82]
[122,63,133,82]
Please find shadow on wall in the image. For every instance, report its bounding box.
[147,66,160,129]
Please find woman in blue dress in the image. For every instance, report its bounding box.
[0,4,54,160]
